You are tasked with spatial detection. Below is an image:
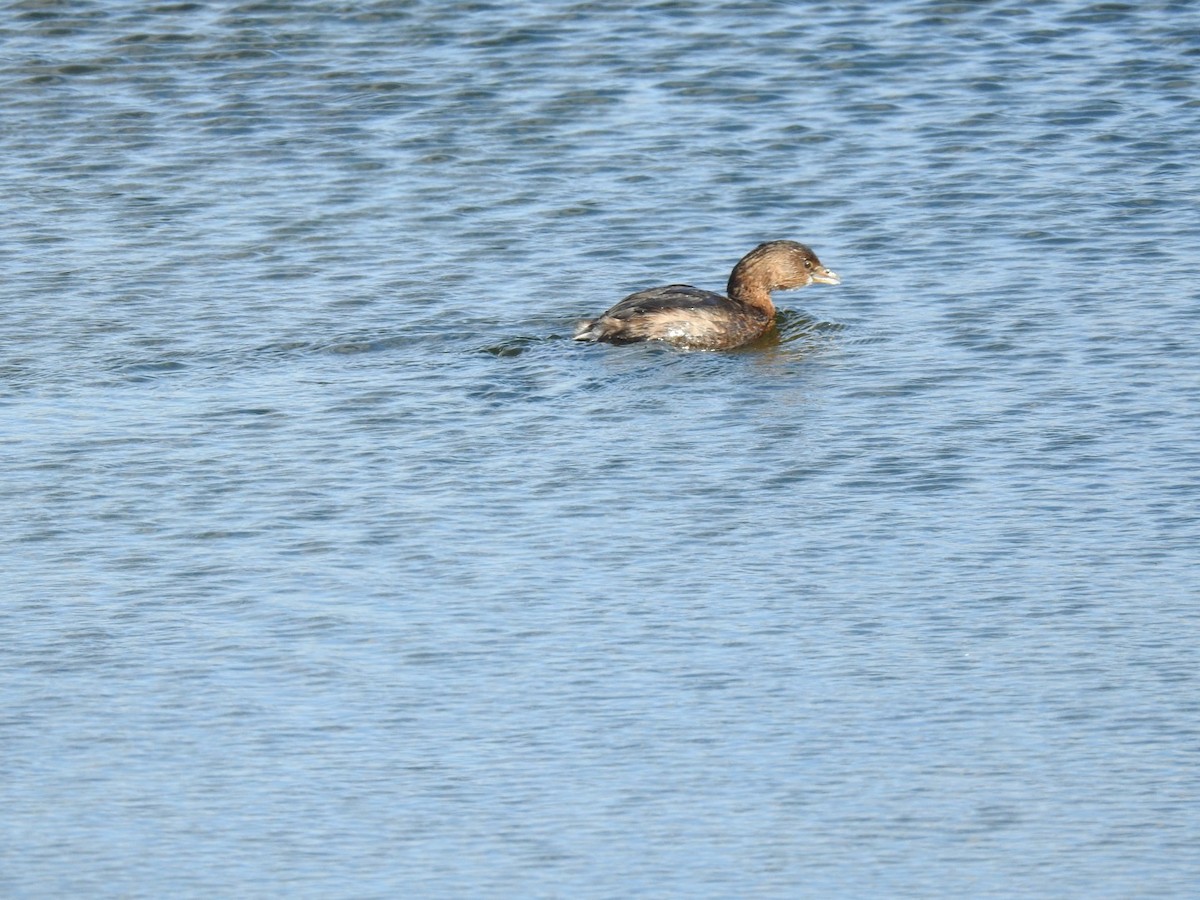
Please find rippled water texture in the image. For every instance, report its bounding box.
[2,1,1199,896]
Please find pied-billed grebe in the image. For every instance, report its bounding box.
[574,240,840,351]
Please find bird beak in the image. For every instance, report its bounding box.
[812,266,840,285]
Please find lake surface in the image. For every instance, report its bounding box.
[3,0,1199,896]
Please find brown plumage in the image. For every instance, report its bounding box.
[574,240,840,351]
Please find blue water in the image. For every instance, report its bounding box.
[3,1,1199,896]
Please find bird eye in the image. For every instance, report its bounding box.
[804,260,813,269]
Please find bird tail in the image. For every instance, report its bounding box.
[573,318,605,341]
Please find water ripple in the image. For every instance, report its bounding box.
[2,1,1199,897]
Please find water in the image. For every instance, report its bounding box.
[2,0,1199,896]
